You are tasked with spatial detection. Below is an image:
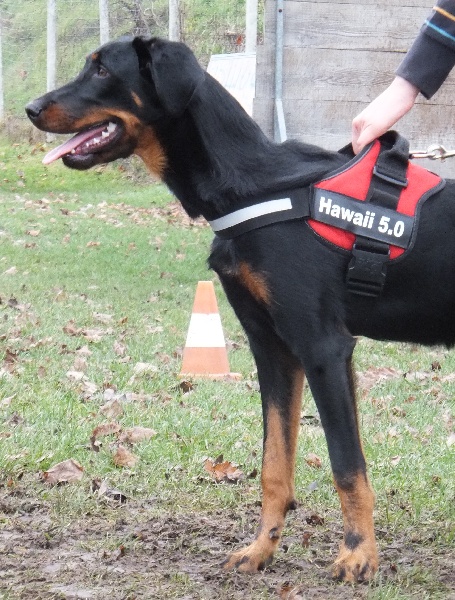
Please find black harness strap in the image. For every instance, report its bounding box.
[346,133,410,297]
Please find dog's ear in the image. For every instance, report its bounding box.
[132,36,153,77]
[132,37,204,117]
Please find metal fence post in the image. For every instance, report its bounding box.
[99,0,109,45]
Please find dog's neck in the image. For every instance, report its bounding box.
[154,75,346,222]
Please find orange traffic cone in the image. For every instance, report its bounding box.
[179,281,241,379]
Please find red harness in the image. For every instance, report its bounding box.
[309,140,442,260]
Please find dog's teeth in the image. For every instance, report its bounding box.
[71,149,76,154]
[102,131,109,138]
[107,122,117,133]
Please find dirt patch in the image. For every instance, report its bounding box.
[1,484,454,600]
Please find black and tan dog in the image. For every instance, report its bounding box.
[26,36,454,582]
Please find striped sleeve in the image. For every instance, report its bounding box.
[424,1,455,49]
[396,0,455,98]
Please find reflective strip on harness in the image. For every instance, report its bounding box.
[209,197,292,232]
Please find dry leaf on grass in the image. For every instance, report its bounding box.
[390,455,401,467]
[93,312,113,323]
[99,399,124,419]
[447,432,455,447]
[43,459,84,485]
[119,427,157,444]
[113,340,127,357]
[357,366,401,392]
[203,456,244,483]
[91,422,122,440]
[113,445,138,468]
[133,362,158,375]
[305,453,322,468]
[91,478,128,503]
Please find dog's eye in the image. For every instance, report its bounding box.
[95,65,109,79]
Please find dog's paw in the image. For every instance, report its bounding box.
[222,540,275,573]
[333,540,378,583]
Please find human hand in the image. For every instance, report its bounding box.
[352,76,420,154]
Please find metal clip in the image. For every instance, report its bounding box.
[410,144,455,161]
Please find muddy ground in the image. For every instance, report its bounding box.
[1,481,454,600]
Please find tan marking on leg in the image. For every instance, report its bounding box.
[224,368,304,572]
[238,263,270,305]
[333,472,378,582]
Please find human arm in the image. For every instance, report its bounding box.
[352,0,455,154]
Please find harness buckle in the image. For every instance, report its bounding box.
[346,243,390,297]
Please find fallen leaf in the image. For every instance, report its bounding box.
[113,445,138,468]
[93,312,113,323]
[301,532,313,548]
[278,582,304,600]
[178,380,194,394]
[133,362,158,375]
[4,266,18,275]
[91,478,128,503]
[113,340,127,357]
[91,422,122,440]
[80,379,97,399]
[119,426,157,444]
[388,426,399,439]
[390,455,401,467]
[404,370,431,382]
[357,366,401,392]
[447,432,455,447]
[63,320,82,336]
[99,399,123,419]
[305,453,322,468]
[203,457,244,483]
[66,370,85,382]
[82,328,106,343]
[72,356,88,372]
[76,345,92,356]
[305,513,324,526]
[43,459,84,484]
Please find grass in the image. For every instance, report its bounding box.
[0,140,454,598]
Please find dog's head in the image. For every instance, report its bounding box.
[25,37,205,175]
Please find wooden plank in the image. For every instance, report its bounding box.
[265,2,429,50]
[255,46,455,105]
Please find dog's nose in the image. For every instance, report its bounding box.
[25,102,43,121]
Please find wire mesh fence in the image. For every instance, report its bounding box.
[0,0,261,123]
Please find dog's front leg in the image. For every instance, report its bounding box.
[223,340,304,572]
[304,332,378,582]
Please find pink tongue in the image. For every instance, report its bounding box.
[42,124,108,165]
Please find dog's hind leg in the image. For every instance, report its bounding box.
[302,330,378,582]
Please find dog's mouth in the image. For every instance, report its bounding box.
[42,121,122,166]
